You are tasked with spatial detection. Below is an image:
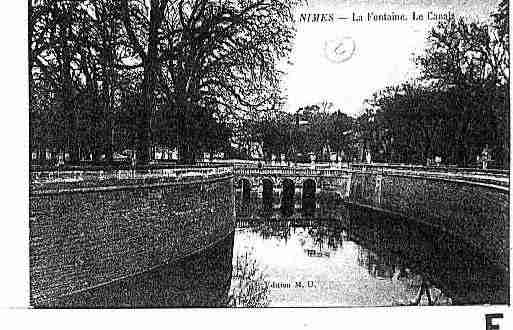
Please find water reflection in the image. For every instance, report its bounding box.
[235,196,509,306]
[347,206,508,305]
[228,252,271,307]
[50,192,508,307]
[281,179,295,216]
[262,179,274,210]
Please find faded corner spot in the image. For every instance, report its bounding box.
[324,36,356,63]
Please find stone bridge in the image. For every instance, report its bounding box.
[233,165,509,270]
[233,166,351,208]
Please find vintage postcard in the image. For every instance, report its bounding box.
[22,0,510,326]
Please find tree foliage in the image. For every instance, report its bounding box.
[242,103,356,162]
[357,4,509,168]
[29,0,298,164]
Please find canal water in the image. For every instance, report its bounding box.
[53,193,508,308]
[230,196,508,307]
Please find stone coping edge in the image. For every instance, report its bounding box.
[30,174,234,197]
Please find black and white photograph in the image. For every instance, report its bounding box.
[8,0,511,325]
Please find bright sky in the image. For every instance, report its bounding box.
[281,0,500,116]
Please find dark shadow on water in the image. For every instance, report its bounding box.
[346,205,509,305]
[241,179,251,203]
[236,196,509,306]
[42,192,509,307]
[301,200,316,216]
[280,204,294,217]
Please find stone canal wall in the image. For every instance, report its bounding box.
[29,172,235,307]
[347,170,509,270]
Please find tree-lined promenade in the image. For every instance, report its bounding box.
[30,0,298,164]
[29,0,509,169]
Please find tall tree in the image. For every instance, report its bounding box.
[30,0,299,165]
[161,0,298,162]
[357,5,510,168]
[121,0,170,163]
[416,13,509,166]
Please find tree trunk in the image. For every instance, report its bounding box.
[102,19,115,164]
[179,141,196,164]
[138,66,155,164]
[137,0,163,164]
[61,16,79,163]
[501,89,510,169]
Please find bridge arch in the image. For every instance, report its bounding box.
[262,178,274,209]
[281,179,295,213]
[302,178,316,211]
[239,178,251,202]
